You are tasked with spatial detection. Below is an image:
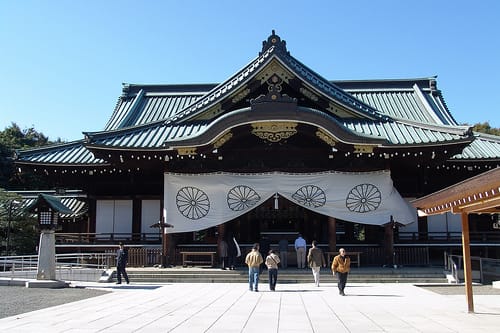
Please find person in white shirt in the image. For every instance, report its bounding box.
[294,234,306,268]
[265,249,281,291]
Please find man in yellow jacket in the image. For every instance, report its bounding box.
[245,243,263,292]
[331,248,351,296]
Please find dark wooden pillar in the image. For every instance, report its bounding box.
[384,223,394,267]
[217,224,226,247]
[328,216,336,251]
[132,198,142,242]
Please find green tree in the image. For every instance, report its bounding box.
[0,188,37,255]
[0,123,61,255]
[466,122,500,136]
[0,123,62,190]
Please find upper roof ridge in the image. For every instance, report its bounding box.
[260,30,289,55]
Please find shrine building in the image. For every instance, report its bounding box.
[14,31,500,266]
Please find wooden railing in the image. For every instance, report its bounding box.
[398,231,500,243]
[56,232,161,244]
[55,232,500,245]
[105,248,162,267]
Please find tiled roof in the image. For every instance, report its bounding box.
[280,56,389,121]
[104,84,209,131]
[165,46,390,125]
[88,121,209,149]
[11,191,88,219]
[16,141,107,165]
[346,81,456,126]
[451,133,500,160]
[14,32,498,166]
[342,119,469,145]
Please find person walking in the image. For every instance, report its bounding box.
[227,233,240,270]
[294,234,306,268]
[245,243,263,292]
[278,238,288,269]
[218,238,228,270]
[116,242,129,284]
[307,240,326,287]
[265,249,281,291]
[331,248,351,296]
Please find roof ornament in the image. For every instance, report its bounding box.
[260,30,289,55]
[250,74,297,112]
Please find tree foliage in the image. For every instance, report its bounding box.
[0,188,37,255]
[0,123,62,190]
[0,124,59,254]
[470,122,500,136]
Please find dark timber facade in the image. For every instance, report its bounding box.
[15,32,500,267]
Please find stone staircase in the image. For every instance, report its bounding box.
[123,266,448,284]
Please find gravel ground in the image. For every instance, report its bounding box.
[418,284,500,295]
[0,286,109,319]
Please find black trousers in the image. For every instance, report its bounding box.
[268,268,278,290]
[117,265,129,283]
[337,272,348,291]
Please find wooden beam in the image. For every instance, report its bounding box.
[412,167,500,212]
[452,197,500,214]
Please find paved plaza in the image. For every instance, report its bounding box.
[1,281,500,332]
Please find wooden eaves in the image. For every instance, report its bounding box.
[411,167,500,313]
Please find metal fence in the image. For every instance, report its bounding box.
[445,253,500,283]
[0,253,112,281]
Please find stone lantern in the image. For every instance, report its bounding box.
[25,193,73,288]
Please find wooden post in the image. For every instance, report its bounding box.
[217,224,225,249]
[328,216,336,251]
[384,223,394,267]
[461,212,474,313]
[161,226,168,267]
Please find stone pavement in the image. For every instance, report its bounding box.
[1,281,499,332]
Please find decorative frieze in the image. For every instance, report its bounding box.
[316,129,337,147]
[213,131,233,149]
[231,88,250,104]
[177,147,197,155]
[196,104,223,120]
[300,87,319,102]
[251,122,297,143]
[353,145,374,153]
[256,60,295,85]
[326,102,356,118]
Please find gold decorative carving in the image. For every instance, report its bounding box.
[353,145,374,153]
[256,60,295,84]
[251,122,297,143]
[300,87,319,102]
[327,102,357,118]
[195,104,223,120]
[213,132,233,149]
[177,147,197,155]
[231,88,250,104]
[316,129,337,146]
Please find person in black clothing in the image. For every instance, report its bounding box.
[116,242,129,284]
[259,236,271,271]
[226,233,240,270]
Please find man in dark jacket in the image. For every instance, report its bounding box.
[116,242,129,284]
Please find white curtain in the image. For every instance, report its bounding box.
[164,170,416,233]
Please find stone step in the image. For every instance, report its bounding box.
[123,267,448,284]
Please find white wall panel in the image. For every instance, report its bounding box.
[427,213,462,233]
[141,200,161,234]
[96,200,114,234]
[95,200,132,235]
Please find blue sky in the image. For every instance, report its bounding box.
[1,0,499,141]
